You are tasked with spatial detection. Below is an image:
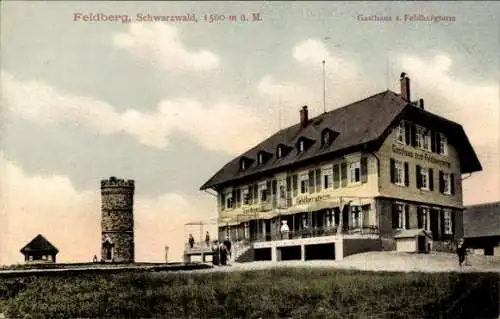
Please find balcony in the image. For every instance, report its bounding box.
[248,225,379,243]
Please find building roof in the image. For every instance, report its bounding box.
[20,234,59,254]
[464,201,500,238]
[200,90,482,190]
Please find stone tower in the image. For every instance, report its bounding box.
[100,176,135,263]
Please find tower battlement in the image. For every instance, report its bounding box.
[101,176,135,189]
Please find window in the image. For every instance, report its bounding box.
[29,255,33,261]
[258,153,264,164]
[396,121,405,144]
[422,130,431,151]
[394,160,405,186]
[47,255,52,261]
[439,134,447,155]
[442,173,451,194]
[443,210,452,235]
[418,207,430,231]
[226,192,234,209]
[42,255,47,261]
[394,204,406,229]
[241,160,246,170]
[259,183,268,202]
[300,174,309,194]
[243,188,250,205]
[279,185,286,199]
[420,168,429,190]
[277,147,282,158]
[349,161,361,184]
[351,206,361,228]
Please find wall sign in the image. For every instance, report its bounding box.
[392,144,451,168]
[296,193,332,205]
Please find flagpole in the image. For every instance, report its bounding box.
[322,60,326,113]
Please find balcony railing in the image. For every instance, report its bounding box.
[247,225,379,243]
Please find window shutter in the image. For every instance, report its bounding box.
[416,165,422,189]
[266,181,271,194]
[220,193,225,210]
[333,164,340,188]
[440,209,445,240]
[450,173,455,195]
[405,205,410,229]
[315,169,322,191]
[392,203,399,229]
[436,133,442,154]
[404,162,409,186]
[404,122,411,145]
[253,184,258,203]
[341,162,348,187]
[236,189,241,206]
[292,175,298,197]
[431,131,436,153]
[286,176,291,193]
[410,123,417,146]
[451,211,456,235]
[272,180,277,195]
[428,169,434,191]
[439,171,444,193]
[360,156,368,183]
[417,207,423,228]
[308,170,315,194]
[390,158,395,184]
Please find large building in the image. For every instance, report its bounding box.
[199,73,482,262]
[100,176,135,263]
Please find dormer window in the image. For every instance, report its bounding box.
[240,157,253,171]
[296,137,313,153]
[321,129,336,146]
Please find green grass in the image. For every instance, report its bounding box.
[0,268,498,318]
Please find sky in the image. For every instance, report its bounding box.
[1,1,499,265]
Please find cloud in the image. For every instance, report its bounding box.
[394,53,500,204]
[293,38,359,79]
[292,38,380,108]
[113,23,219,71]
[1,70,270,155]
[0,157,216,265]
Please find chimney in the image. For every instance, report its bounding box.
[299,105,309,128]
[419,98,424,109]
[400,72,410,101]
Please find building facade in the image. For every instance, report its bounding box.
[199,73,482,262]
[101,176,135,263]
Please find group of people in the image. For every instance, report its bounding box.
[212,236,232,266]
[187,232,232,266]
[187,231,212,249]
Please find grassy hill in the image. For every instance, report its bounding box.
[1,267,498,318]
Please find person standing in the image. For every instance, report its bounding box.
[212,240,220,265]
[456,238,466,268]
[205,231,210,247]
[188,234,195,248]
[223,236,232,262]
